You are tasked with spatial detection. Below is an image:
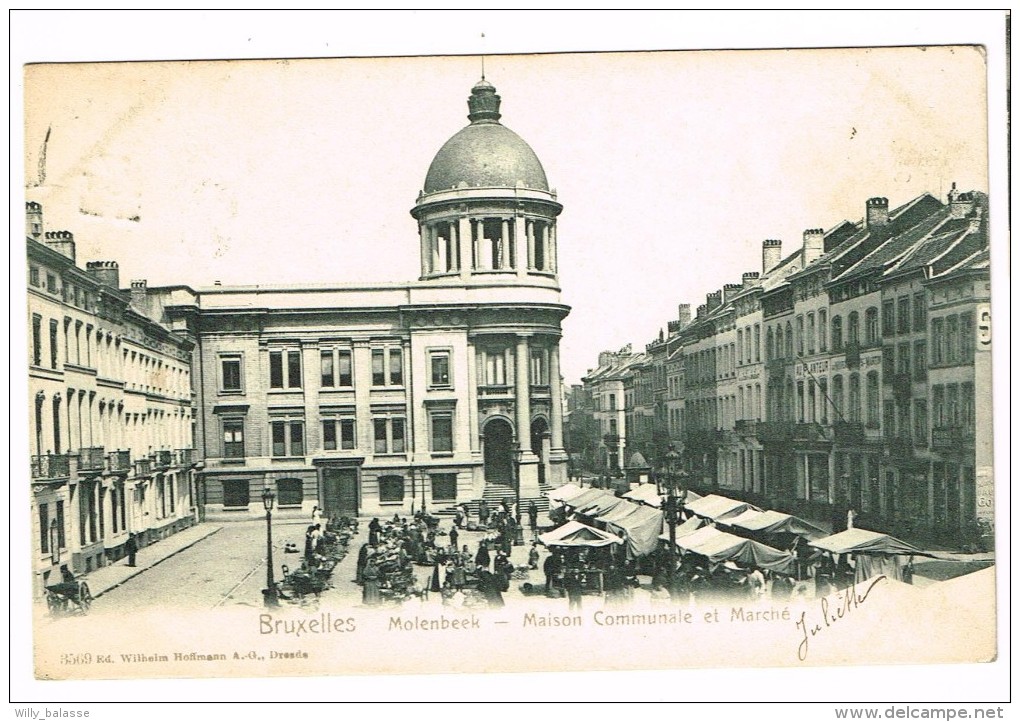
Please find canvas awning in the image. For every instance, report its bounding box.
[624,484,703,508]
[539,520,623,548]
[725,509,827,540]
[546,483,584,503]
[575,492,630,516]
[594,499,644,524]
[810,528,930,556]
[562,488,613,511]
[660,525,795,574]
[684,494,760,522]
[600,504,664,558]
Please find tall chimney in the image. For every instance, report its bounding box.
[802,228,825,267]
[866,197,889,230]
[741,271,760,289]
[696,303,708,319]
[947,183,975,219]
[130,279,148,311]
[722,283,742,304]
[86,261,120,289]
[677,303,691,328]
[762,239,782,273]
[26,201,43,240]
[706,290,722,311]
[43,230,75,262]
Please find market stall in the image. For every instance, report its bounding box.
[723,508,827,541]
[598,503,665,559]
[623,483,702,508]
[539,520,624,594]
[685,493,761,522]
[809,528,932,584]
[662,525,796,575]
[546,483,584,505]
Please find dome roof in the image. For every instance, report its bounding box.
[422,80,549,194]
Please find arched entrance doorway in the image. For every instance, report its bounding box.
[531,417,550,488]
[483,417,514,487]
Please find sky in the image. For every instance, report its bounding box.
[10,10,1011,710]
[20,21,990,388]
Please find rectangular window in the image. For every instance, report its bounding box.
[223,419,245,458]
[960,312,974,362]
[270,352,284,388]
[47,273,58,293]
[430,351,451,387]
[338,350,353,387]
[882,346,895,377]
[807,313,815,355]
[389,348,403,386]
[372,349,385,386]
[882,300,895,337]
[530,347,548,385]
[322,419,337,450]
[220,355,242,392]
[946,316,959,364]
[340,419,356,449]
[913,400,928,446]
[755,323,762,361]
[32,314,42,366]
[373,418,388,453]
[897,401,911,440]
[931,318,945,365]
[897,296,911,334]
[271,420,305,457]
[49,319,59,368]
[897,343,911,375]
[484,349,506,385]
[961,382,975,431]
[946,384,960,426]
[222,480,250,509]
[913,341,927,381]
[55,501,65,549]
[932,385,945,427]
[320,351,334,387]
[431,473,457,502]
[378,475,405,503]
[431,413,454,453]
[39,503,49,554]
[288,350,302,388]
[796,315,804,356]
[913,292,927,332]
[277,479,304,507]
[392,418,405,453]
[30,266,40,287]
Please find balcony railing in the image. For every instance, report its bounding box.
[931,426,972,449]
[31,453,71,480]
[134,458,153,476]
[77,446,105,472]
[175,448,197,466]
[152,450,173,469]
[793,422,827,442]
[105,449,131,473]
[757,422,794,443]
[833,421,865,443]
[734,419,759,437]
[478,384,512,397]
[845,343,861,368]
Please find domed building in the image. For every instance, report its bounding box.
[146,79,570,519]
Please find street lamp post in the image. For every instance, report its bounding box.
[513,444,525,546]
[661,444,687,602]
[261,486,279,608]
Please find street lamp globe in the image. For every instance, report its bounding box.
[261,486,276,512]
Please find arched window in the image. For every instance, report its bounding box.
[866,372,880,428]
[848,373,861,423]
[847,312,860,346]
[831,315,843,352]
[865,307,879,346]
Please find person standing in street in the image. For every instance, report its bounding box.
[528,500,539,531]
[125,533,138,567]
[449,525,459,553]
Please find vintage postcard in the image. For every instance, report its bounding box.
[18,25,1004,699]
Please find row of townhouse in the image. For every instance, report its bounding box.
[576,187,992,547]
[27,203,201,596]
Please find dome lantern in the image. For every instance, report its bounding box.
[467,79,501,123]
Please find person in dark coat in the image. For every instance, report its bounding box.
[355,543,370,584]
[368,518,382,547]
[544,552,561,594]
[475,541,491,572]
[478,500,490,526]
[449,525,459,552]
[528,500,539,530]
[362,558,381,606]
[565,569,583,610]
[478,570,505,608]
[125,533,138,567]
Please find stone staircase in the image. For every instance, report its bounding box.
[431,478,556,519]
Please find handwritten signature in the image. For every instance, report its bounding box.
[795,575,887,661]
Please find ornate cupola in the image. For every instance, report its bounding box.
[411,78,562,285]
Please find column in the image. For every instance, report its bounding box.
[549,345,565,452]
[458,217,472,280]
[515,216,528,279]
[515,334,540,499]
[419,223,429,278]
[466,342,480,456]
[526,220,535,270]
[549,223,557,273]
[501,219,511,269]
